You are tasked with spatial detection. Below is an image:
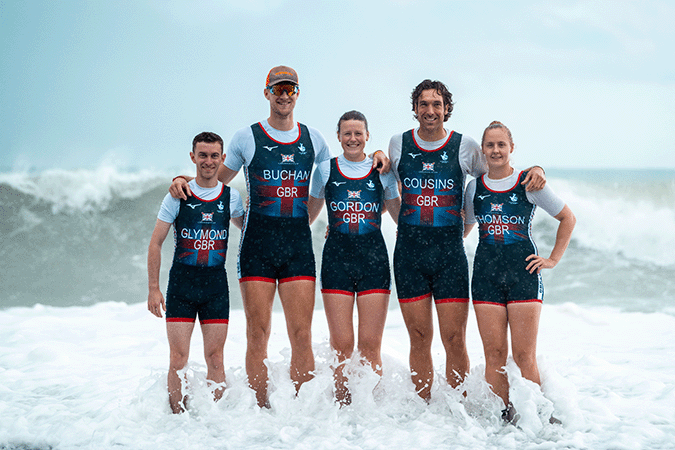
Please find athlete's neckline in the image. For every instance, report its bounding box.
[481,170,523,193]
[258,121,302,145]
[189,183,226,202]
[412,128,454,152]
[335,156,374,180]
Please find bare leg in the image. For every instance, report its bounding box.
[240,280,276,408]
[356,292,389,376]
[510,301,559,423]
[166,321,195,414]
[323,292,356,405]
[201,322,229,402]
[278,279,316,393]
[399,296,434,401]
[436,301,470,388]
[474,304,509,406]
[508,302,542,386]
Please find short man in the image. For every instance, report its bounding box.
[389,80,546,401]
[170,66,388,407]
[148,132,244,413]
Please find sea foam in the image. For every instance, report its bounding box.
[1,303,674,449]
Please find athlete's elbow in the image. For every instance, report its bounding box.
[563,210,576,231]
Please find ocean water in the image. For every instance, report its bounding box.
[1,167,674,449]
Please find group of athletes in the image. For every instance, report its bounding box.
[147,66,576,422]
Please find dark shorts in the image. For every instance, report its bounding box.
[166,262,230,324]
[320,230,391,296]
[238,211,316,283]
[471,243,543,306]
[393,223,469,303]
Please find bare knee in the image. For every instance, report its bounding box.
[288,326,312,349]
[408,325,433,349]
[204,348,224,371]
[512,350,537,371]
[247,323,271,350]
[169,349,189,371]
[484,346,508,369]
[440,326,466,347]
[331,337,355,360]
[440,332,467,362]
[357,338,382,361]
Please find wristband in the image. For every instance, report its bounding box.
[172,175,188,182]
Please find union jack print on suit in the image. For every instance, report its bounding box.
[473,172,536,245]
[397,129,465,227]
[247,122,315,218]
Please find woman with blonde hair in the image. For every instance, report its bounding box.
[463,121,576,422]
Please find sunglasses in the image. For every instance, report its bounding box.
[267,83,299,96]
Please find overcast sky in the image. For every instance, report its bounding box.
[1,0,674,172]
